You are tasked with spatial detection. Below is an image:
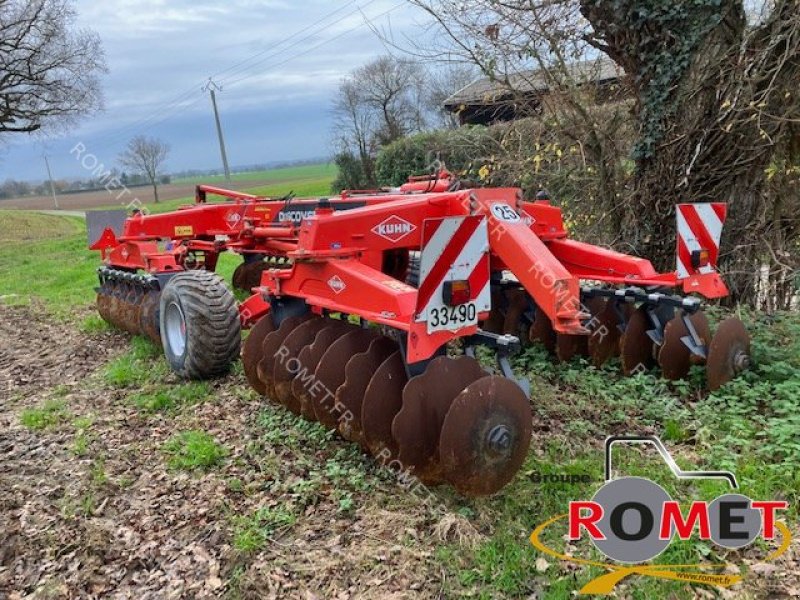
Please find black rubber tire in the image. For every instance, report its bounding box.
[159,270,241,379]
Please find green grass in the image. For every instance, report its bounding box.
[129,381,212,413]
[20,399,70,430]
[171,163,336,185]
[231,505,297,553]
[114,162,337,215]
[0,211,98,314]
[104,336,168,387]
[162,430,227,471]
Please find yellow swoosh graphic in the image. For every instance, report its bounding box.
[529,514,791,595]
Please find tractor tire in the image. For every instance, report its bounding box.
[159,270,241,379]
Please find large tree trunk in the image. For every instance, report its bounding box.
[581,0,800,303]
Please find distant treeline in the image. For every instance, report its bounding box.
[0,172,171,200]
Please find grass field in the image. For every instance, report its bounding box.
[1,209,798,598]
[111,162,337,215]
[171,163,337,186]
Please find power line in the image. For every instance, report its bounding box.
[83,1,402,155]
[214,0,382,86]
[221,2,405,89]
[208,0,362,80]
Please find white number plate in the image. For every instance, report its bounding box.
[427,302,478,333]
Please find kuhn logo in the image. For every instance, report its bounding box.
[327,275,346,294]
[372,215,416,243]
[530,436,791,595]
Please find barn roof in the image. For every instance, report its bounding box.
[443,58,623,109]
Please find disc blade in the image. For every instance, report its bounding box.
[502,289,530,343]
[313,328,376,428]
[392,356,486,484]
[232,263,246,291]
[258,314,313,400]
[658,312,692,380]
[242,314,276,395]
[362,351,408,459]
[272,317,328,413]
[481,289,504,334]
[336,337,397,444]
[139,291,161,344]
[96,291,112,324]
[439,376,532,497]
[688,311,712,364]
[293,320,353,420]
[555,333,589,363]
[620,306,655,376]
[707,317,751,391]
[586,297,620,367]
[530,309,556,353]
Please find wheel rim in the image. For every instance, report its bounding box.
[165,301,187,357]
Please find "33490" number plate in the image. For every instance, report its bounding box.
[427,302,478,333]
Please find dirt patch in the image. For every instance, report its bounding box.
[0,306,453,598]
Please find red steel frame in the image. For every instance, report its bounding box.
[92,178,728,363]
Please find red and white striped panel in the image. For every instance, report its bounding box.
[675,203,727,279]
[415,216,491,325]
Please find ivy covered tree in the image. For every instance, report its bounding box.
[413,0,800,306]
[580,0,800,302]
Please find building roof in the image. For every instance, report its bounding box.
[443,58,623,109]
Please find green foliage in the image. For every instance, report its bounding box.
[331,150,372,192]
[162,430,227,471]
[20,399,70,430]
[375,126,496,187]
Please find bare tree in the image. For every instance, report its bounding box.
[0,0,106,137]
[332,56,430,189]
[119,136,170,203]
[423,64,480,128]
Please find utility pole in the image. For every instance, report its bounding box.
[203,78,231,182]
[43,155,59,209]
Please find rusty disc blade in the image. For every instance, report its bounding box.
[392,356,486,484]
[439,376,532,497]
[555,333,589,363]
[313,328,377,428]
[119,287,143,335]
[96,292,112,324]
[293,320,353,420]
[657,312,692,380]
[258,314,313,400]
[272,318,328,413]
[620,306,655,376]
[106,292,122,331]
[242,314,276,395]
[530,309,556,353]
[586,297,620,367]
[688,311,712,365]
[481,288,504,334]
[139,291,161,344]
[362,351,409,460]
[232,263,246,290]
[336,336,397,445]
[707,317,751,391]
[503,289,530,343]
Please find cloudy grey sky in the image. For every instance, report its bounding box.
[1,0,431,182]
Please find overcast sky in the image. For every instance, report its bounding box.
[1,0,431,182]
